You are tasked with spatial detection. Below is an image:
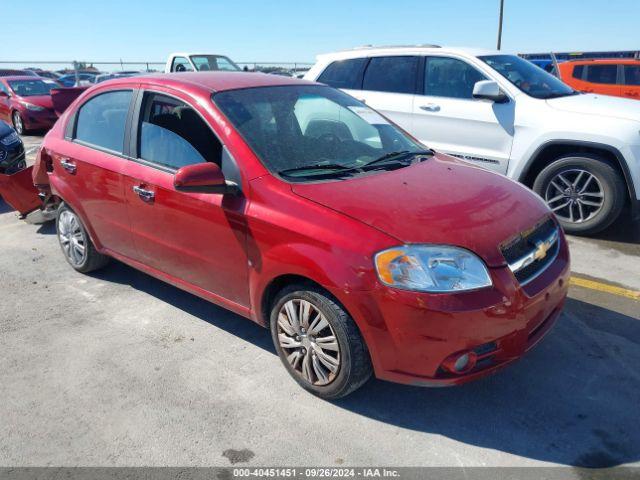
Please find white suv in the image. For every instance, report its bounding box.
[305,46,640,235]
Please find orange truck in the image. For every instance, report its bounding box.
[557,59,640,99]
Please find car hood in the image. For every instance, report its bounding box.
[291,154,551,267]
[17,95,53,109]
[546,93,640,122]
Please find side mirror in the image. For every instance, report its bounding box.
[174,163,238,194]
[472,80,507,103]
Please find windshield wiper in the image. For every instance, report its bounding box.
[361,149,434,168]
[279,163,359,177]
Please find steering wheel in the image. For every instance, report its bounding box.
[318,132,340,145]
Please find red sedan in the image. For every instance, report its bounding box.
[0,76,59,134]
[8,72,569,398]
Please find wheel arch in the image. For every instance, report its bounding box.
[52,186,104,251]
[259,274,346,329]
[518,140,636,205]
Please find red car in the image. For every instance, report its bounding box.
[3,72,569,398]
[0,76,60,134]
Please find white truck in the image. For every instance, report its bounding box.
[164,53,241,73]
[305,46,640,235]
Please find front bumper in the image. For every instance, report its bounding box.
[339,233,570,386]
[22,109,58,130]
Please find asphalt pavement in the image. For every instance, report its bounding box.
[0,134,638,468]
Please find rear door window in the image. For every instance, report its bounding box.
[623,65,640,86]
[362,56,419,94]
[74,90,132,153]
[317,58,368,89]
[585,65,617,84]
[424,57,487,99]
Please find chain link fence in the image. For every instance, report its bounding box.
[0,60,313,77]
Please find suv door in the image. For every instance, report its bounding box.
[50,88,138,258]
[582,64,622,97]
[622,64,640,99]
[357,56,419,133]
[122,89,249,307]
[411,56,514,173]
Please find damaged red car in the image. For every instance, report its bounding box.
[0,73,569,398]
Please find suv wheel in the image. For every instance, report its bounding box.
[533,154,625,235]
[56,203,109,273]
[12,111,25,135]
[270,284,372,399]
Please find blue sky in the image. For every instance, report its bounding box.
[4,0,639,65]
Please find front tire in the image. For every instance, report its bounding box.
[270,284,372,399]
[56,203,109,273]
[533,154,625,235]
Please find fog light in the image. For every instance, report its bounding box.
[442,350,478,374]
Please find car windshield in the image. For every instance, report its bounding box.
[7,79,54,96]
[480,55,577,99]
[213,85,426,182]
[190,55,240,72]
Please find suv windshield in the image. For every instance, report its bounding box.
[213,85,426,181]
[7,79,55,96]
[480,55,577,99]
[190,55,240,72]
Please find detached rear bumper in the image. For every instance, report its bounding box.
[0,165,42,216]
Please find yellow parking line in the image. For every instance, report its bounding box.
[570,276,640,301]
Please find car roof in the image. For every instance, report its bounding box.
[110,71,318,93]
[565,58,640,64]
[316,45,506,60]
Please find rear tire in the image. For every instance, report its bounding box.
[270,284,372,399]
[56,203,109,273]
[532,154,625,235]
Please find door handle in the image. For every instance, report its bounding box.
[60,158,76,174]
[420,103,440,112]
[132,185,155,201]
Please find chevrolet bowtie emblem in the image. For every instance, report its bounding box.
[533,239,552,261]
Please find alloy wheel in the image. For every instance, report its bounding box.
[12,112,23,135]
[276,299,341,386]
[58,210,87,266]
[544,168,604,224]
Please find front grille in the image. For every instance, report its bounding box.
[0,150,6,162]
[501,217,560,285]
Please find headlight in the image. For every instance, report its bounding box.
[0,131,19,145]
[374,245,492,293]
[25,103,45,111]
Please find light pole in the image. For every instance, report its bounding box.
[497,0,505,50]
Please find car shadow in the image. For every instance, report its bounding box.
[591,206,640,245]
[90,261,639,468]
[333,297,640,468]
[89,261,275,353]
